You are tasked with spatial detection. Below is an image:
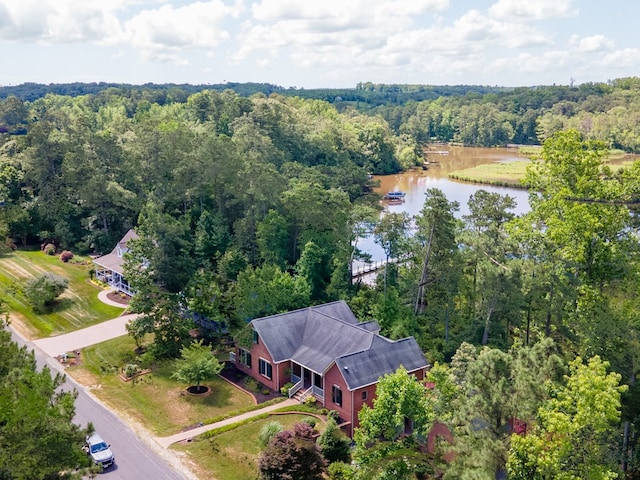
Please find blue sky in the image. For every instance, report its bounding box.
[0,0,637,88]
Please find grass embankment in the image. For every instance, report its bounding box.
[448,159,530,188]
[0,249,124,338]
[447,147,637,187]
[173,414,325,480]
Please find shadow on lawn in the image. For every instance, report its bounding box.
[219,362,282,404]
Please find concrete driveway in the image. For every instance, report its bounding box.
[33,313,139,357]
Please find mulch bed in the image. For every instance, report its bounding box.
[106,291,130,306]
[219,362,282,404]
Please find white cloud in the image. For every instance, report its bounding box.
[121,1,239,63]
[0,0,126,43]
[602,48,640,69]
[569,34,614,53]
[489,0,577,20]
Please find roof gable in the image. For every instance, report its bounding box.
[336,336,428,390]
[93,229,139,274]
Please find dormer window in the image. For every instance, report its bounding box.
[116,246,122,257]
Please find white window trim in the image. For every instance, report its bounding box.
[259,357,272,380]
[332,384,342,406]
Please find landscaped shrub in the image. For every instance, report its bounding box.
[43,243,56,255]
[327,461,356,480]
[59,250,74,262]
[280,382,295,396]
[258,421,284,447]
[318,418,351,464]
[243,376,259,392]
[304,395,317,406]
[302,417,317,428]
[123,363,142,379]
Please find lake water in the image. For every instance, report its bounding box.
[357,146,532,263]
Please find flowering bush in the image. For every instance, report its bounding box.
[43,243,56,255]
[59,250,74,262]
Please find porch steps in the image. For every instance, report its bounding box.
[292,386,312,403]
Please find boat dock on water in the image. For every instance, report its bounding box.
[382,191,406,201]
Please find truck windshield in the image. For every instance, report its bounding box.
[90,442,109,453]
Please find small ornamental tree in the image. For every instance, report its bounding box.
[318,418,351,464]
[258,422,326,480]
[171,339,223,394]
[23,272,68,312]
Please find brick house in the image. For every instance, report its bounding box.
[233,301,429,436]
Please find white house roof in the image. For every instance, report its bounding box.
[92,229,139,275]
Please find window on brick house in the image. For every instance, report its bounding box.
[259,358,272,379]
[332,385,342,406]
[238,349,252,368]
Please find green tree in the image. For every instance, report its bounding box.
[448,339,562,479]
[23,272,68,313]
[194,209,231,267]
[412,188,460,316]
[171,339,223,393]
[0,319,91,479]
[318,418,351,464]
[233,264,311,321]
[296,241,328,301]
[460,190,520,346]
[256,209,290,268]
[373,211,410,295]
[353,366,434,478]
[507,356,626,480]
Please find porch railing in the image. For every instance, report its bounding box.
[288,379,303,398]
[312,386,324,399]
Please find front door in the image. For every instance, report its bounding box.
[303,368,311,388]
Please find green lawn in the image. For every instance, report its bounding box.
[0,249,125,338]
[67,335,257,436]
[173,414,325,480]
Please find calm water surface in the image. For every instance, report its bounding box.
[358,146,531,262]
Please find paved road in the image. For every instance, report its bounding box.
[10,327,194,480]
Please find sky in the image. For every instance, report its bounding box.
[0,0,638,88]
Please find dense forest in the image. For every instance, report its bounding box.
[2,79,640,478]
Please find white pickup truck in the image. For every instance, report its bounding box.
[85,433,116,470]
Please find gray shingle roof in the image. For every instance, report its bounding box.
[336,336,428,390]
[250,301,428,390]
[93,229,139,274]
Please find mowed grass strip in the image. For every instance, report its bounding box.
[0,249,125,337]
[173,414,324,480]
[67,335,256,436]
